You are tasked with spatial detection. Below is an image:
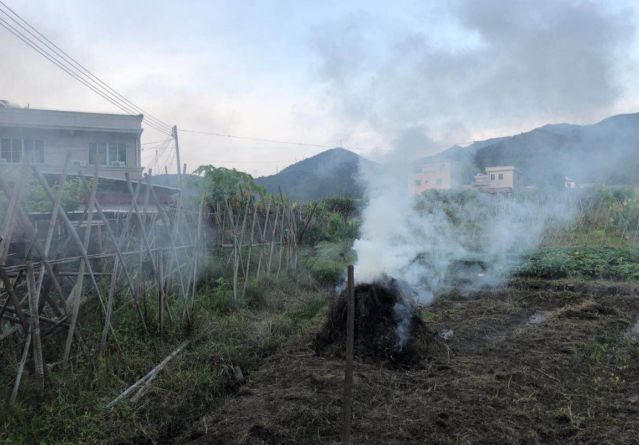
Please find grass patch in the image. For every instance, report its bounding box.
[0,273,330,444]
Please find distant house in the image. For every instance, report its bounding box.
[565,176,577,189]
[0,101,143,181]
[0,102,182,214]
[412,159,461,194]
[472,166,521,194]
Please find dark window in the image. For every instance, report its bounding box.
[1,138,43,163]
[490,174,496,180]
[91,142,126,166]
[415,179,421,186]
[108,143,126,165]
[498,173,504,180]
[24,139,45,163]
[89,142,108,165]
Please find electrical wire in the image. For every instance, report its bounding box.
[179,128,336,148]
[0,2,172,136]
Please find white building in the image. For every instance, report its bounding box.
[412,159,461,194]
[472,166,521,194]
[0,102,143,181]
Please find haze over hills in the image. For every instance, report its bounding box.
[431,111,639,187]
[255,148,377,201]
[161,111,639,201]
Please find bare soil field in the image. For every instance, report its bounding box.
[181,279,639,445]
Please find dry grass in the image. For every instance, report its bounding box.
[183,279,639,445]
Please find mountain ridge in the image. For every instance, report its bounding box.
[255,147,376,201]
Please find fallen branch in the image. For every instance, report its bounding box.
[105,340,190,411]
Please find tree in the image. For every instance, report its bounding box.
[193,165,267,206]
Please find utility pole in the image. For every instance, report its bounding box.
[172,125,183,187]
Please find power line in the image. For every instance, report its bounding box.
[180,128,337,149]
[0,2,172,136]
[141,139,169,146]
[0,2,172,133]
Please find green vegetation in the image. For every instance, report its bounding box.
[0,177,84,225]
[194,164,267,204]
[0,272,329,444]
[516,246,639,280]
[297,197,360,284]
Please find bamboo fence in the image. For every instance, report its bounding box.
[0,162,301,404]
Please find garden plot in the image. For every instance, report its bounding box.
[183,279,639,445]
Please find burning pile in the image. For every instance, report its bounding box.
[314,278,443,368]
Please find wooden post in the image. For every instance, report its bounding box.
[158,253,165,334]
[267,203,280,276]
[255,200,271,279]
[342,264,355,445]
[242,202,258,298]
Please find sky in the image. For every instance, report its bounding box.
[1,0,639,176]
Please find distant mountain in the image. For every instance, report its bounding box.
[256,148,375,201]
[428,112,639,187]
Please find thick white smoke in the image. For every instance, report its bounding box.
[353,151,574,305]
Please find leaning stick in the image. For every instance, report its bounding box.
[0,266,28,332]
[9,329,31,406]
[99,256,120,354]
[30,168,107,315]
[77,175,146,330]
[0,164,26,263]
[34,155,71,316]
[105,339,190,411]
[27,263,45,391]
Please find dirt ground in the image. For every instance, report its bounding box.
[181,279,639,445]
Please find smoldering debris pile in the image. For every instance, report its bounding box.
[314,279,444,368]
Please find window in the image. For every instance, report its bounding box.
[415,179,422,186]
[490,174,496,180]
[24,139,44,163]
[498,173,504,180]
[436,178,443,185]
[1,138,44,163]
[90,142,126,166]
[89,142,107,165]
[108,143,126,165]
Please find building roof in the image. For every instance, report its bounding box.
[485,165,519,172]
[0,106,143,134]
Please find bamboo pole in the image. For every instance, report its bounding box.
[0,163,26,264]
[255,200,271,280]
[242,201,258,298]
[0,266,28,332]
[225,199,239,301]
[9,330,31,406]
[77,175,145,329]
[27,263,45,391]
[342,264,355,445]
[33,157,71,317]
[104,339,190,411]
[30,168,108,316]
[99,256,120,354]
[63,167,99,364]
[267,203,280,276]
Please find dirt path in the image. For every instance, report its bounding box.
[181,280,639,445]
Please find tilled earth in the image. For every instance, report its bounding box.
[181,279,639,445]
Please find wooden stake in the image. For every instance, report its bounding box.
[342,264,355,445]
